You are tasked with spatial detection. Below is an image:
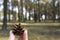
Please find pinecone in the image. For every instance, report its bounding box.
[12,23,24,36]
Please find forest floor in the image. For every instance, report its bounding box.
[0,26,60,40]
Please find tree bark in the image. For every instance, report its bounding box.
[20,0,23,22]
[2,0,7,30]
[53,0,56,22]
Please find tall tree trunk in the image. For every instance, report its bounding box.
[2,0,7,30]
[12,0,14,22]
[9,10,11,22]
[12,7,13,22]
[24,5,27,22]
[53,0,56,22]
[29,10,30,21]
[34,8,37,22]
[38,1,40,22]
[12,0,16,22]
[20,0,23,22]
[18,1,21,22]
[58,2,60,22]
[38,10,40,22]
[25,0,28,21]
[18,7,21,22]
[13,12,16,22]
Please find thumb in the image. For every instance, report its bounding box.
[18,29,28,40]
[8,30,15,40]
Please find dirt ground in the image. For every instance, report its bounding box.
[0,26,60,40]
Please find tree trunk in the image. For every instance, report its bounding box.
[17,0,20,22]
[53,0,56,22]
[29,10,30,21]
[18,9,21,22]
[13,12,16,22]
[12,0,14,22]
[57,2,60,22]
[38,1,40,22]
[34,9,37,22]
[12,0,16,22]
[2,0,7,30]
[24,5,27,22]
[9,10,11,22]
[20,0,23,22]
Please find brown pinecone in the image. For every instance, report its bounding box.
[12,23,24,36]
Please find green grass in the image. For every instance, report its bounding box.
[0,26,60,40]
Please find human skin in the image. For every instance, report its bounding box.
[18,29,28,40]
[8,30,15,40]
[8,30,28,40]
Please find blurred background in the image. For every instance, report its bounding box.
[0,0,60,40]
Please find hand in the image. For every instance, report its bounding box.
[18,29,28,40]
[8,30,28,40]
[8,30,15,40]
